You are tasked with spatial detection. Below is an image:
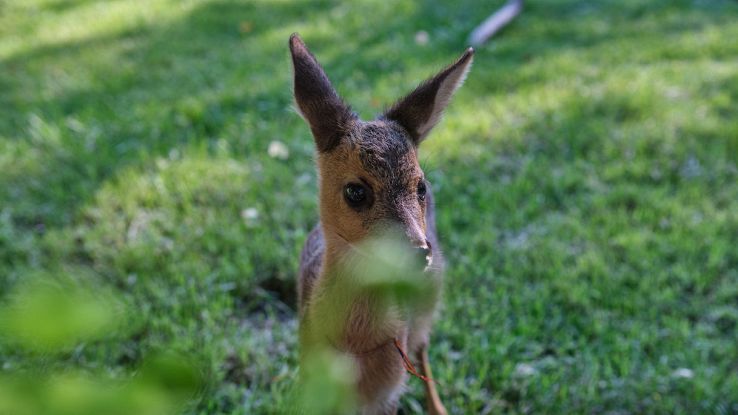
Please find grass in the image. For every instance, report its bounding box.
[2,0,738,413]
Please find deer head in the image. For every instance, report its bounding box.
[290,34,473,267]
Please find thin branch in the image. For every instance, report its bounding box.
[468,0,524,47]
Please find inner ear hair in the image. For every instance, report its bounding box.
[383,48,474,145]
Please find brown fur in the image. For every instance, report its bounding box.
[291,34,472,414]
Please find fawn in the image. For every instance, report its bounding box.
[291,34,473,414]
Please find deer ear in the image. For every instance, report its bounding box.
[384,48,474,145]
[290,34,355,153]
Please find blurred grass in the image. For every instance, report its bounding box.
[1,0,738,413]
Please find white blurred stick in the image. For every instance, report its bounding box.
[468,0,524,46]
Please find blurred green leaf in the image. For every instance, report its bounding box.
[352,236,437,312]
[0,352,203,415]
[0,275,128,352]
[293,348,356,415]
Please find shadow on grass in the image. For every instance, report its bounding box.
[3,0,737,229]
[1,0,337,228]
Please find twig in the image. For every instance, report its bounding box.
[394,338,438,386]
[468,0,524,46]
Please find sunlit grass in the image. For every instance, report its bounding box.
[1,0,738,413]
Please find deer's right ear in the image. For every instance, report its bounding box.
[290,34,354,153]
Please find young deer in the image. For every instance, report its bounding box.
[291,34,473,415]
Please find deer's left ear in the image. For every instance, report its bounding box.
[383,48,474,145]
[384,48,474,145]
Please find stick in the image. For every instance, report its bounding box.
[468,0,524,46]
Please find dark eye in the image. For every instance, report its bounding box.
[344,183,369,208]
[417,181,427,202]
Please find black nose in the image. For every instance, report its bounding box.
[414,246,431,267]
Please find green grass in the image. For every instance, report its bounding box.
[2,0,738,413]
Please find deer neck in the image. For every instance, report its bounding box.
[308,227,407,353]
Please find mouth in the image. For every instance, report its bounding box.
[420,241,433,271]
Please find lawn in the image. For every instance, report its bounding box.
[2,0,738,413]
